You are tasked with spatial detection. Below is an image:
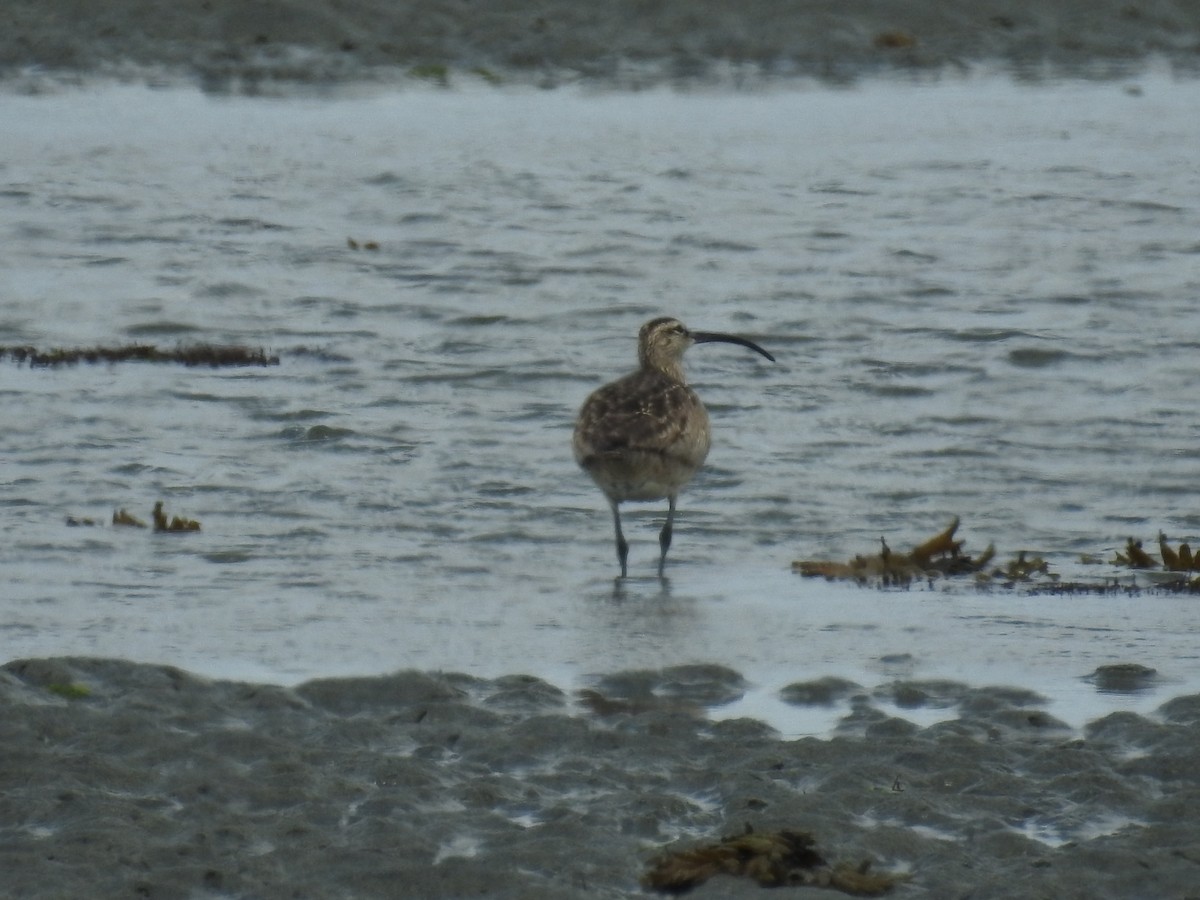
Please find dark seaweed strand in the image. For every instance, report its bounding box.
[0,344,280,367]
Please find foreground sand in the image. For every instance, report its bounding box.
[3,0,1200,87]
[4,657,1199,898]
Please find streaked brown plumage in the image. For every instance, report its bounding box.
[573,317,775,577]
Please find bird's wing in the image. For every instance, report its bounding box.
[575,373,698,459]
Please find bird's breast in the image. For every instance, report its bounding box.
[573,376,711,502]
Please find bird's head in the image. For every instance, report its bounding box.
[637,316,774,380]
[637,317,694,376]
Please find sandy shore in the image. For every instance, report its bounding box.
[5,656,1200,898]
[4,0,1200,87]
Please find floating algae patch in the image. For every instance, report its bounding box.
[64,503,195,532]
[642,825,907,895]
[794,517,1200,593]
[1119,532,1200,578]
[793,517,993,586]
[1105,533,1200,591]
[1156,533,1200,573]
[152,501,200,533]
[1113,537,1160,569]
[112,508,147,528]
[0,343,279,367]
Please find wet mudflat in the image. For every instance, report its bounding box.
[5,657,1200,899]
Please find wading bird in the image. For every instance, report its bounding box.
[572,316,774,577]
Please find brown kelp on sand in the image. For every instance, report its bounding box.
[1,343,279,367]
[642,825,907,895]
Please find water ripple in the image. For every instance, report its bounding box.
[1,76,1199,711]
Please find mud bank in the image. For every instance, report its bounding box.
[4,0,1200,87]
[4,657,1200,898]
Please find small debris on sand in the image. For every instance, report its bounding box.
[642,825,908,895]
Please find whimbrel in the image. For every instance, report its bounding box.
[572,316,775,577]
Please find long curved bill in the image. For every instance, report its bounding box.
[691,331,776,363]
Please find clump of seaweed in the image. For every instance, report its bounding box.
[1,343,279,368]
[65,504,199,533]
[1155,532,1200,573]
[152,501,201,533]
[1108,532,1200,588]
[1112,537,1158,568]
[793,517,993,585]
[974,550,1056,586]
[999,551,1049,580]
[112,508,147,528]
[1022,580,1140,597]
[795,519,1200,593]
[642,825,907,896]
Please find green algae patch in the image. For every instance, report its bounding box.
[47,683,92,700]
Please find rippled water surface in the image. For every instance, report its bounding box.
[3,73,1199,731]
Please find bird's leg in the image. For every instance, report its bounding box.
[658,495,677,578]
[610,500,629,578]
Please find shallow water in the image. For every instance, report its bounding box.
[2,72,1199,733]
